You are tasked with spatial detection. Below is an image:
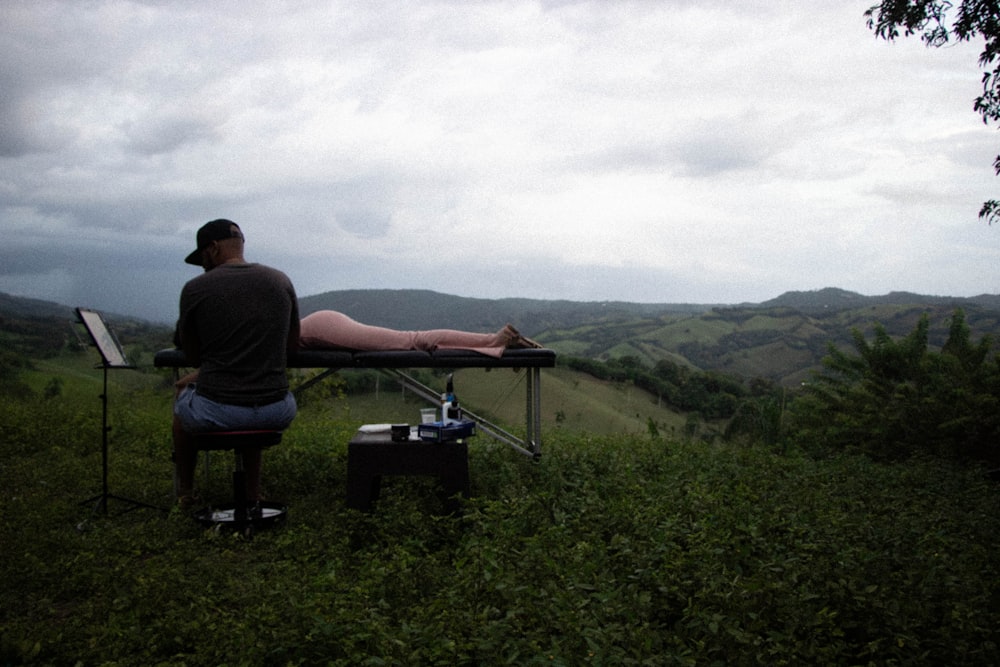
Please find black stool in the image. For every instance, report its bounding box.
[190,430,287,534]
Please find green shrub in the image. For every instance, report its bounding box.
[1,365,998,665]
[788,310,1000,465]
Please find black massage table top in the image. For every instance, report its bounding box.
[153,347,556,370]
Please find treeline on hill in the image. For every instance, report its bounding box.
[4,304,999,469]
[786,309,1000,464]
[560,354,765,420]
[0,313,174,396]
[0,315,82,395]
[758,310,998,467]
[0,315,76,358]
[566,309,1000,468]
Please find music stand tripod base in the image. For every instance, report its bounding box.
[75,307,167,518]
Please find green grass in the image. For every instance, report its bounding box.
[327,366,694,440]
[716,340,817,383]
[2,356,999,665]
[439,366,692,438]
[648,316,735,347]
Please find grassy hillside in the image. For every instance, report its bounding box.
[297,288,707,337]
[425,366,691,438]
[2,351,998,665]
[293,365,695,442]
[297,288,1000,386]
[6,288,1000,390]
[547,302,1000,386]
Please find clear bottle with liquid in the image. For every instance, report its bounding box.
[441,374,461,425]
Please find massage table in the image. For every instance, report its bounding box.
[154,347,557,459]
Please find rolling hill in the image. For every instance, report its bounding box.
[6,287,1000,387]
[297,288,710,336]
[301,288,1000,385]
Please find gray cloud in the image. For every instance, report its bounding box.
[122,114,222,156]
[1,1,998,323]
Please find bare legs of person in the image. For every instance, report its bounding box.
[411,323,542,352]
[298,310,542,356]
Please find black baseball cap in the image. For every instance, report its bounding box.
[184,219,244,265]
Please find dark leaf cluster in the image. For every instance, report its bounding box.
[788,309,1000,464]
[866,0,1000,221]
[3,387,999,665]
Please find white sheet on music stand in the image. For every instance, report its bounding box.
[77,308,131,368]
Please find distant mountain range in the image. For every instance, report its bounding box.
[298,287,1000,336]
[297,288,1000,385]
[6,286,997,330]
[6,288,1000,385]
[0,292,76,320]
[297,289,707,335]
[758,287,1000,313]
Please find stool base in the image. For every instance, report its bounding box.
[186,430,285,535]
[194,500,288,533]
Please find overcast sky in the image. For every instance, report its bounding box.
[2,1,998,323]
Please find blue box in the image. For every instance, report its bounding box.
[418,420,476,443]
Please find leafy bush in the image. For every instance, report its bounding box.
[2,368,999,665]
[0,349,35,397]
[788,310,1000,465]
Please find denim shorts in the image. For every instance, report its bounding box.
[174,384,297,433]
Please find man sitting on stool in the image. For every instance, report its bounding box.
[171,219,299,509]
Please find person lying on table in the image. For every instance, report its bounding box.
[298,310,542,358]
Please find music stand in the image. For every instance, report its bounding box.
[76,307,164,516]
